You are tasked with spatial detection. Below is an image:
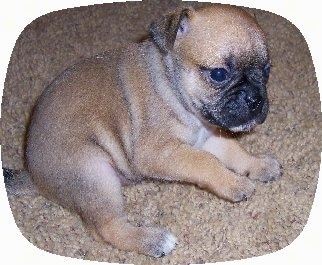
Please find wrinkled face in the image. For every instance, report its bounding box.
[197,55,270,132]
[173,6,270,132]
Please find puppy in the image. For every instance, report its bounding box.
[25,4,281,257]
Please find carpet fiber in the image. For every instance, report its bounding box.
[1,0,321,264]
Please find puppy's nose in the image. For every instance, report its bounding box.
[238,89,263,112]
[245,93,263,112]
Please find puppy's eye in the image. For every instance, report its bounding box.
[263,63,270,77]
[209,68,228,83]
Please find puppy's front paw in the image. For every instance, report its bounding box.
[215,174,255,202]
[248,155,282,182]
[142,228,177,258]
[229,176,255,202]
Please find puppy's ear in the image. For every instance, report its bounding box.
[149,7,194,54]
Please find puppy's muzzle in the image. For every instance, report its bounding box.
[201,81,269,132]
[225,84,265,122]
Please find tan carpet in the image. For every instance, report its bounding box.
[1,0,321,264]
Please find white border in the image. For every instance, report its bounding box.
[1,1,321,265]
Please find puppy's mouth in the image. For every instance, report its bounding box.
[200,87,269,132]
[228,120,259,132]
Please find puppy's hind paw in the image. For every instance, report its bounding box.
[156,232,177,257]
[143,227,177,258]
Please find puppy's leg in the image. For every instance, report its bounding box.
[57,154,176,257]
[137,143,255,202]
[202,134,282,182]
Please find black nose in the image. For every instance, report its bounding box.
[245,94,263,112]
[238,89,263,112]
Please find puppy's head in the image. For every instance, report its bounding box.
[150,5,270,132]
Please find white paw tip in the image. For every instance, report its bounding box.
[153,232,177,258]
[162,233,177,255]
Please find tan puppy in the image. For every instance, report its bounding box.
[26,5,281,257]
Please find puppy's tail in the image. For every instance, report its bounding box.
[3,168,39,196]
